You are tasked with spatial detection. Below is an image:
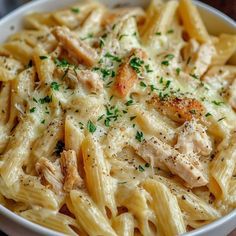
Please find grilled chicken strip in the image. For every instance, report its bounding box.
[52,26,98,67]
[114,48,147,98]
[137,137,208,188]
[149,95,205,124]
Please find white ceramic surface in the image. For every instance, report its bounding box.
[0,0,235,235]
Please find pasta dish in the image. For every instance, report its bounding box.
[0,0,236,235]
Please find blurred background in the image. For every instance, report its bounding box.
[0,0,236,20]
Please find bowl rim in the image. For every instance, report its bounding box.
[0,0,235,235]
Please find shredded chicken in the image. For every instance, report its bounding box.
[60,150,83,192]
[182,39,215,77]
[35,157,63,193]
[137,137,208,188]
[52,26,98,67]
[66,68,103,93]
[149,95,205,124]
[175,119,212,156]
[114,48,147,98]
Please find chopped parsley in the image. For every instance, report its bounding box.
[176,67,181,75]
[130,116,136,121]
[30,107,36,113]
[205,112,212,117]
[159,77,164,84]
[140,81,147,87]
[81,33,93,40]
[99,38,105,48]
[161,60,169,66]
[54,140,65,156]
[138,165,145,172]
[104,52,121,62]
[145,64,153,73]
[119,34,128,40]
[165,54,174,60]
[167,29,174,34]
[54,58,69,68]
[97,114,105,121]
[102,105,120,127]
[189,109,196,114]
[41,119,45,124]
[190,73,199,80]
[129,57,144,73]
[125,100,133,106]
[155,32,161,36]
[50,82,60,91]
[33,97,38,103]
[39,95,52,104]
[71,7,80,13]
[165,80,171,89]
[145,163,150,168]
[218,117,226,122]
[87,120,96,133]
[212,100,224,106]
[150,84,158,92]
[39,55,48,60]
[94,67,115,80]
[135,131,144,142]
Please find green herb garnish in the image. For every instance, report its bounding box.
[87,120,96,133]
[39,55,48,60]
[50,82,60,91]
[129,57,144,73]
[135,131,144,142]
[71,8,80,13]
[39,95,52,104]
[30,107,36,113]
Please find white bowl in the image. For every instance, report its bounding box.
[0,0,235,235]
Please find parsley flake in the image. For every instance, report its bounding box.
[138,165,145,172]
[87,120,96,134]
[54,58,69,68]
[161,60,169,66]
[71,8,80,13]
[135,131,144,142]
[205,112,212,117]
[50,82,60,91]
[39,96,52,104]
[125,100,133,106]
[30,107,36,113]
[129,57,144,73]
[39,55,48,60]
[140,81,147,87]
[104,52,121,62]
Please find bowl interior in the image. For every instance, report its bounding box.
[0,0,235,236]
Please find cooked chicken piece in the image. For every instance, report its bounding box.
[175,119,212,156]
[137,137,208,188]
[52,26,98,67]
[60,150,83,192]
[149,95,205,124]
[182,39,215,77]
[36,157,63,193]
[66,68,103,93]
[102,7,145,27]
[114,48,147,98]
